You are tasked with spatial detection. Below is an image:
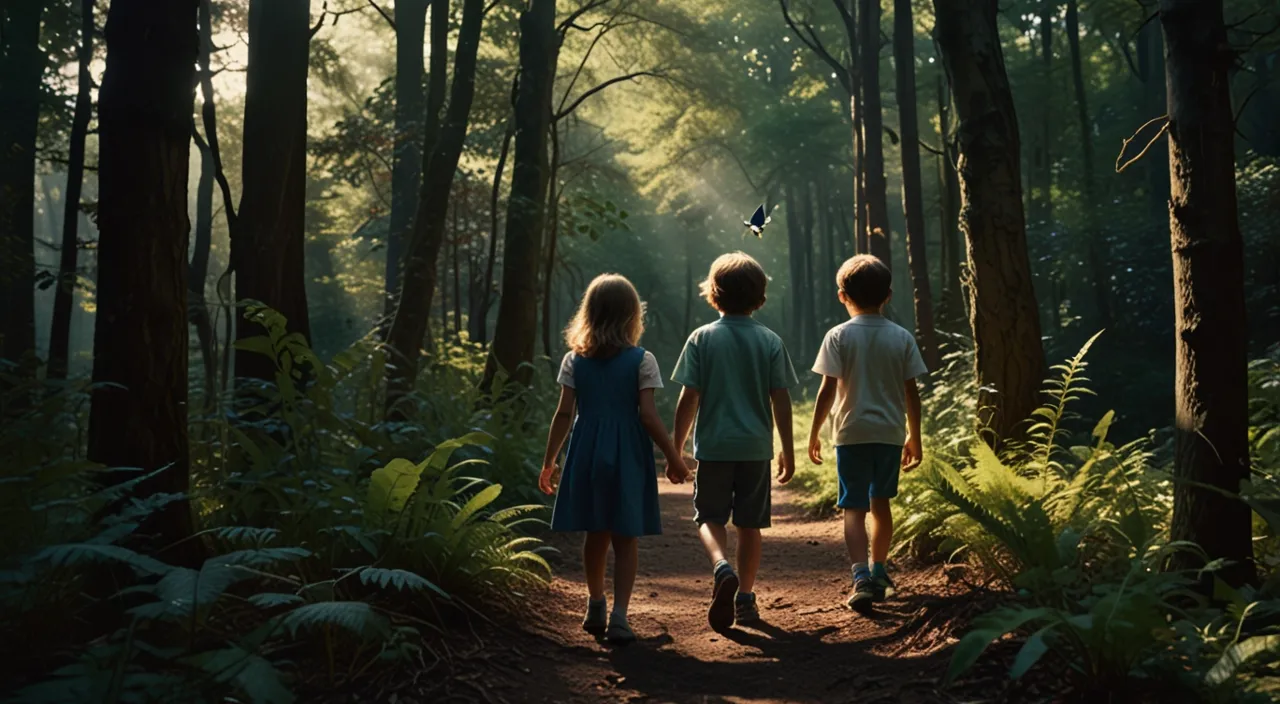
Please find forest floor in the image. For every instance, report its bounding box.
[377,481,1053,704]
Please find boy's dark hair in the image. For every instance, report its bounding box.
[700,252,768,315]
[837,255,892,309]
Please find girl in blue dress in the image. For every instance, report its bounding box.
[539,274,690,644]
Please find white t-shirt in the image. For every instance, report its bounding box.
[811,315,928,447]
[557,350,664,390]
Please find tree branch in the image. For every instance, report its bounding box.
[368,0,396,29]
[1115,114,1169,173]
[555,70,664,120]
[780,0,851,93]
[558,0,614,35]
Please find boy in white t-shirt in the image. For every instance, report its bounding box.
[807,255,927,615]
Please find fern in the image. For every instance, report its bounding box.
[1026,331,1102,478]
[355,567,450,598]
[278,601,390,640]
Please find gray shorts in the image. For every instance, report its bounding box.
[692,460,772,529]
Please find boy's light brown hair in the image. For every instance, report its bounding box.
[700,252,768,315]
[564,274,646,358]
[837,254,892,309]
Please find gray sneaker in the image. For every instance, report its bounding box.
[734,592,760,624]
[582,598,607,635]
[709,566,740,632]
[847,574,875,615]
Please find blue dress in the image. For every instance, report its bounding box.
[551,346,662,537]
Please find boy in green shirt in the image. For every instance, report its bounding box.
[672,252,798,632]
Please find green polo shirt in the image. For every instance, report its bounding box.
[671,315,798,462]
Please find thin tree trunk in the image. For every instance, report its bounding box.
[484,0,559,390]
[1160,0,1254,587]
[452,189,463,339]
[191,131,219,406]
[478,121,514,345]
[937,74,963,326]
[933,0,1045,446]
[385,0,430,320]
[234,0,312,383]
[802,180,817,348]
[1138,17,1170,240]
[1065,0,1111,328]
[91,0,199,562]
[894,0,940,372]
[49,0,94,380]
[1028,3,1054,231]
[859,0,891,267]
[541,123,562,360]
[0,0,43,383]
[385,0,486,410]
[785,183,804,347]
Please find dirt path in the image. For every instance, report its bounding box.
[494,480,975,703]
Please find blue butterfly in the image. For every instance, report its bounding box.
[743,204,771,237]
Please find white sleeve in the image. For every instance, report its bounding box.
[557,352,576,388]
[638,351,664,390]
[812,328,843,378]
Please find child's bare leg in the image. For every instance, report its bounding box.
[843,510,869,565]
[584,531,611,600]
[736,527,762,593]
[868,498,893,564]
[698,522,730,566]
[610,535,638,615]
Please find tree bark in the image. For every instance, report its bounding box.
[937,75,963,325]
[48,0,94,380]
[484,0,559,390]
[1065,0,1111,328]
[234,0,313,383]
[933,0,1045,445]
[893,0,939,372]
[91,0,199,561]
[385,0,430,316]
[385,0,486,410]
[1160,0,1254,587]
[859,0,891,267]
[0,1,43,380]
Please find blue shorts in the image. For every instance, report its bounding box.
[836,444,902,511]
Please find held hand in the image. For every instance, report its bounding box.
[776,451,795,485]
[665,457,691,485]
[901,438,923,472]
[808,435,824,465]
[538,464,558,495]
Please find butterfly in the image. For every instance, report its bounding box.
[743,204,772,237]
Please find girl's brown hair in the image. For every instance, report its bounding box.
[564,274,646,358]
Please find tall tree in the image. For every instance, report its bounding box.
[386,0,487,409]
[48,0,95,380]
[892,0,939,371]
[234,0,313,382]
[936,74,963,326]
[1028,1,1055,231]
[90,0,199,559]
[0,1,44,377]
[1065,0,1110,327]
[1137,16,1169,236]
[1160,0,1254,586]
[858,0,890,266]
[485,0,559,389]
[384,0,433,316]
[933,0,1045,444]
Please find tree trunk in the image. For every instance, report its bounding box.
[893,0,940,372]
[385,0,430,316]
[785,183,804,347]
[933,0,1045,445]
[1138,17,1170,239]
[385,0,486,410]
[91,0,199,561]
[0,1,43,380]
[937,74,963,325]
[859,0,891,267]
[541,123,562,360]
[1064,0,1111,328]
[48,0,94,380]
[477,121,514,345]
[484,0,559,390]
[800,180,817,350]
[187,0,221,407]
[1028,3,1054,231]
[234,0,312,383]
[1160,0,1254,587]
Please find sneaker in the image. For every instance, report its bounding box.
[709,565,740,631]
[734,592,760,625]
[846,574,875,615]
[582,598,607,635]
[871,564,895,602]
[606,615,636,645]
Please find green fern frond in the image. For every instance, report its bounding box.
[33,542,172,577]
[278,601,390,640]
[357,567,450,599]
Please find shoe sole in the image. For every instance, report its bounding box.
[709,573,740,631]
[847,594,874,615]
[605,626,636,645]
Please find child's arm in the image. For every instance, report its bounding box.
[538,386,577,495]
[639,389,689,484]
[902,378,923,471]
[672,386,701,458]
[808,376,839,464]
[770,388,795,484]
